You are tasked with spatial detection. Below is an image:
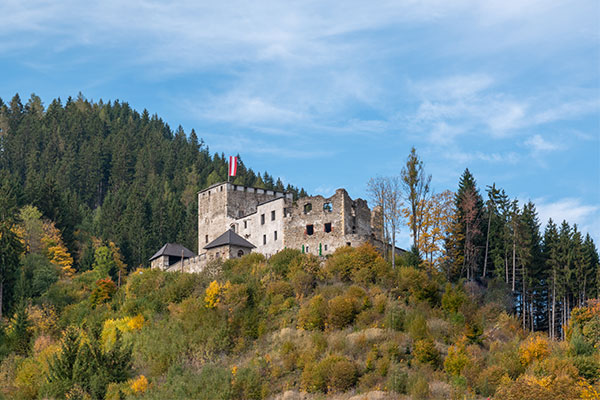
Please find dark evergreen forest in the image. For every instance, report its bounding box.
[0,93,305,271]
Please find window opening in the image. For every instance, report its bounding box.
[244,221,247,229]
[274,231,278,241]
[324,244,328,251]
[205,235,209,243]
[271,210,276,221]
[323,202,332,212]
[237,250,244,257]
[263,234,267,245]
[346,242,351,246]
[261,214,265,225]
[324,223,332,233]
[303,203,312,214]
[306,224,314,235]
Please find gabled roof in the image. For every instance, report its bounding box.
[149,243,196,261]
[204,230,256,250]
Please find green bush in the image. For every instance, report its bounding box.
[386,364,408,393]
[269,249,302,276]
[441,283,468,314]
[231,365,263,400]
[328,295,357,329]
[572,355,600,382]
[407,314,428,340]
[397,267,440,306]
[410,375,430,400]
[413,338,440,367]
[298,295,328,330]
[280,341,298,372]
[385,302,405,331]
[301,355,357,393]
[324,244,389,285]
[143,364,232,400]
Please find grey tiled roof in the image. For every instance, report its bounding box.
[204,230,256,250]
[149,243,196,261]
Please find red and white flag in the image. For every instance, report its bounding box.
[229,156,238,177]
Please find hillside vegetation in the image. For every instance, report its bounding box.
[1,93,599,399]
[1,244,599,399]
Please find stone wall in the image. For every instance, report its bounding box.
[166,254,207,273]
[198,182,291,257]
[283,189,372,256]
[198,183,230,253]
[238,197,288,257]
[151,255,169,270]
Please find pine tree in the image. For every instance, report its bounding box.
[543,219,559,339]
[47,327,82,397]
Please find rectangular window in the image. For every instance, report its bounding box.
[324,223,332,233]
[205,235,209,243]
[271,210,276,220]
[324,244,328,251]
[244,221,247,229]
[263,234,267,245]
[306,246,309,253]
[306,224,314,235]
[274,231,278,241]
[261,214,265,225]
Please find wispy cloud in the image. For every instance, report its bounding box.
[524,134,559,152]
[535,197,600,241]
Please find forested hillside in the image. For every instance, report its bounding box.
[0,93,304,271]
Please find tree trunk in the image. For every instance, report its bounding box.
[551,270,556,340]
[391,223,396,270]
[522,273,526,330]
[483,209,492,278]
[0,279,3,321]
[512,239,516,291]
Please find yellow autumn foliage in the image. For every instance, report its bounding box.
[204,280,231,308]
[101,315,145,349]
[129,375,149,394]
[42,220,75,277]
[519,334,550,366]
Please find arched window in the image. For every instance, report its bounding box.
[237,250,244,257]
[304,203,312,214]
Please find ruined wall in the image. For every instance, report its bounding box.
[226,185,287,219]
[283,189,372,256]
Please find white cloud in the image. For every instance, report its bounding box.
[535,197,600,242]
[524,134,559,152]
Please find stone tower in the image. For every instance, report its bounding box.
[197,182,290,253]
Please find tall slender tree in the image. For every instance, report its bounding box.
[401,147,431,251]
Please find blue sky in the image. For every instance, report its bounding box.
[1,0,599,247]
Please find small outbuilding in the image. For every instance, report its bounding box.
[204,230,255,260]
[149,243,196,270]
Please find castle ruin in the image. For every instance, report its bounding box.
[150,182,387,272]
